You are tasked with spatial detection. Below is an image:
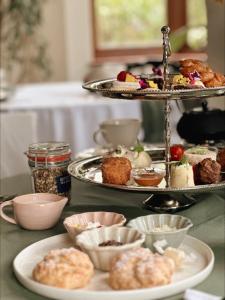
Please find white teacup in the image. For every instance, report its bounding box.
[0,193,68,230]
[93,118,141,148]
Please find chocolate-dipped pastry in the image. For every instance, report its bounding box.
[217,148,225,171]
[198,158,221,184]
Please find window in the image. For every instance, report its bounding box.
[92,0,207,61]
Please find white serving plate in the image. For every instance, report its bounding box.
[13,233,214,300]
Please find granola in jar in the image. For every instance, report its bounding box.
[26,142,72,201]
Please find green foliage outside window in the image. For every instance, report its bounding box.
[95,0,208,51]
[0,0,51,83]
[95,0,167,49]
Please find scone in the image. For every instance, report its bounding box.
[109,248,175,290]
[33,248,94,289]
[101,156,132,185]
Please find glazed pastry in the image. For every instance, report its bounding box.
[170,161,195,188]
[109,248,175,290]
[204,72,225,88]
[180,59,225,87]
[217,148,225,171]
[184,147,217,166]
[33,248,94,289]
[101,156,132,185]
[197,158,221,184]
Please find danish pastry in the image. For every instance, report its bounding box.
[109,248,175,290]
[180,59,225,87]
[33,248,94,289]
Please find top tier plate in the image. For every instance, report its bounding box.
[83,78,225,101]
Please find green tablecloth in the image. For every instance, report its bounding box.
[0,175,225,300]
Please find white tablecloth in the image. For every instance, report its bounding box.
[0,82,142,177]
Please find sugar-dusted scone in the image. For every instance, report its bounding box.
[109,248,175,290]
[33,248,94,289]
[101,156,132,185]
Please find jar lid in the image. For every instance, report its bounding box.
[26,142,71,163]
[28,142,70,154]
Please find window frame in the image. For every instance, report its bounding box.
[91,0,188,62]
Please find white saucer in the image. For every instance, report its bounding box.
[13,233,214,300]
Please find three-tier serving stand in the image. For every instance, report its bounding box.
[68,26,225,213]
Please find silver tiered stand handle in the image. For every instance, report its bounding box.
[143,26,196,212]
[161,25,171,188]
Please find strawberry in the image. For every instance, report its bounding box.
[117,71,127,81]
[170,144,185,161]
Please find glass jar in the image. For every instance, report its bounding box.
[26,142,72,202]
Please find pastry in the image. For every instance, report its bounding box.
[101,156,132,185]
[172,73,205,89]
[109,248,175,290]
[170,160,195,188]
[196,158,221,184]
[205,72,225,88]
[184,147,217,166]
[180,59,225,87]
[217,148,225,171]
[113,71,159,90]
[33,248,94,289]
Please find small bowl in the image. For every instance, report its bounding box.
[76,226,145,271]
[132,168,165,186]
[63,211,126,239]
[127,214,193,251]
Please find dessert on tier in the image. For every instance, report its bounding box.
[113,70,160,91]
[112,60,225,92]
[180,59,225,88]
[184,146,217,166]
[99,143,224,188]
[170,159,195,188]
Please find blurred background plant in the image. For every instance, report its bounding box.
[0,0,51,83]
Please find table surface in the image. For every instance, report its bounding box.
[0,175,225,300]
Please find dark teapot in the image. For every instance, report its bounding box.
[177,101,225,144]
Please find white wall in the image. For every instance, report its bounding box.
[63,0,93,81]
[41,0,93,82]
[41,0,67,82]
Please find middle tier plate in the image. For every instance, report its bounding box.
[68,156,225,193]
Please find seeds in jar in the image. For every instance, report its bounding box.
[32,167,71,197]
